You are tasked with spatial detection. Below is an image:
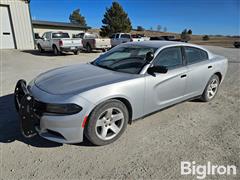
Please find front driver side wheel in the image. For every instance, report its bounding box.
[85,99,129,146]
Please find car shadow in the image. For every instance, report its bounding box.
[21,50,76,57]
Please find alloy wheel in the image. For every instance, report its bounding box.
[95,108,124,140]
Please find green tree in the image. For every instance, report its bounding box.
[100,2,132,37]
[181,29,191,42]
[202,35,210,41]
[137,26,145,31]
[69,9,87,26]
[188,29,192,34]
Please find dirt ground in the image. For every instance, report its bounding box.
[0,46,239,180]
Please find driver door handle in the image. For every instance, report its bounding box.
[180,74,187,78]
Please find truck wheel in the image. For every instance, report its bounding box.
[53,46,60,55]
[37,44,44,53]
[74,50,80,55]
[102,49,106,52]
[86,44,92,53]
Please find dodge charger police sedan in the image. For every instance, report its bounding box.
[14,41,228,145]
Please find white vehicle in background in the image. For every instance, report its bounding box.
[131,34,150,42]
[110,33,132,47]
[75,32,111,52]
[36,31,83,55]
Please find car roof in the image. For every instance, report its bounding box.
[121,40,213,58]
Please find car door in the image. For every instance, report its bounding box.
[144,46,188,114]
[183,46,213,98]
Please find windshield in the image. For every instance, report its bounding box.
[92,45,157,74]
[52,33,70,39]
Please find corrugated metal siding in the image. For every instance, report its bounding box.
[0,0,34,49]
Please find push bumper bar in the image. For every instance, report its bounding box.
[14,80,40,138]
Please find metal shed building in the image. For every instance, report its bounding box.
[32,20,91,38]
[0,0,34,49]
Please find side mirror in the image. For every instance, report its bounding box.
[42,37,47,41]
[145,52,154,63]
[147,66,168,76]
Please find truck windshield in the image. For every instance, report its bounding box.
[93,45,157,74]
[52,33,70,39]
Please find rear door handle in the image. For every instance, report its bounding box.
[208,65,213,69]
[180,74,187,78]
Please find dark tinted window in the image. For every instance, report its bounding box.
[121,34,131,39]
[153,47,183,68]
[52,33,70,39]
[115,34,120,38]
[184,47,208,64]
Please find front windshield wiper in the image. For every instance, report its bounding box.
[95,63,116,71]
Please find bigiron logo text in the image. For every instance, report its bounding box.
[181,161,237,179]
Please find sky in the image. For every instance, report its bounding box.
[30,0,240,35]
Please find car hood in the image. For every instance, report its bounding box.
[34,63,134,95]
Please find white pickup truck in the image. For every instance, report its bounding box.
[36,31,83,55]
[75,33,111,52]
[110,33,132,47]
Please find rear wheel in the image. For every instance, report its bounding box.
[37,44,44,53]
[85,99,129,146]
[86,44,92,53]
[201,74,220,102]
[53,45,60,55]
[74,50,80,55]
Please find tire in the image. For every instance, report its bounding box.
[37,44,44,53]
[85,99,129,146]
[102,49,106,52]
[86,44,92,53]
[53,45,60,55]
[74,50,80,55]
[201,74,220,102]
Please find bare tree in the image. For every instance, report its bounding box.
[157,25,162,31]
[163,27,167,32]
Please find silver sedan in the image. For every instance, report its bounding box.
[14,41,228,145]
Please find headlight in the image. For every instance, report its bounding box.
[45,103,82,115]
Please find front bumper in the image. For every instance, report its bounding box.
[14,80,92,143]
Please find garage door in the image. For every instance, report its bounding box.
[0,6,15,49]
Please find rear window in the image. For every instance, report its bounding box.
[52,33,70,39]
[184,47,208,64]
[121,34,131,39]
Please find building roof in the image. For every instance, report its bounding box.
[32,20,91,30]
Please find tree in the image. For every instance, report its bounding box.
[188,29,192,34]
[181,29,191,42]
[100,2,132,37]
[69,9,87,26]
[202,35,209,41]
[137,26,145,31]
[157,25,162,31]
[149,27,153,31]
[163,27,167,32]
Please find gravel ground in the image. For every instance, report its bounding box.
[0,46,239,180]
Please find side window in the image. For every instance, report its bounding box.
[184,47,208,64]
[153,47,183,68]
[42,33,46,39]
[46,32,51,40]
[115,34,120,38]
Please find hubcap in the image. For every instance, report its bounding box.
[207,78,218,99]
[95,108,124,140]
